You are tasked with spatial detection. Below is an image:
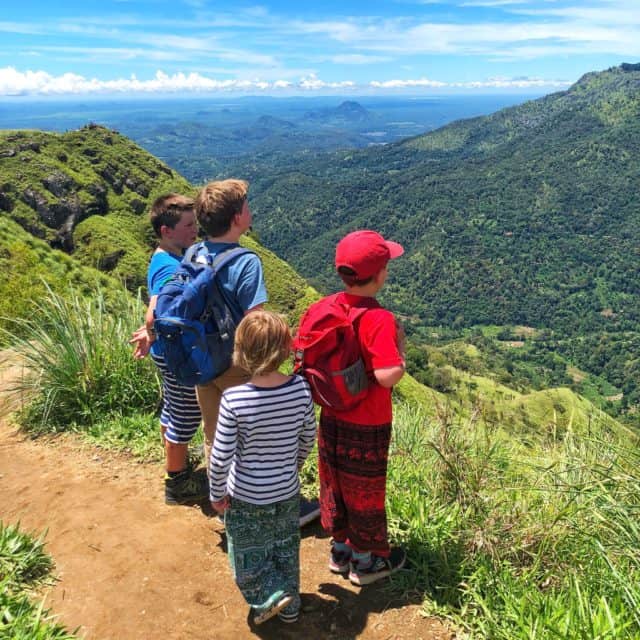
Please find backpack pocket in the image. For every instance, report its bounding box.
[154,317,215,386]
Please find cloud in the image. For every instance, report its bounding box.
[0,66,571,96]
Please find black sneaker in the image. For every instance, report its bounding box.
[348,547,406,586]
[165,466,208,505]
[299,497,320,527]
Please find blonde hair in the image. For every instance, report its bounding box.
[195,179,248,237]
[233,310,291,376]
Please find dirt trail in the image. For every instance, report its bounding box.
[0,371,453,639]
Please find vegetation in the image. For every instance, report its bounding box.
[238,64,640,424]
[387,401,640,638]
[0,521,75,639]
[5,289,639,637]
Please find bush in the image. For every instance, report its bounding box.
[3,284,159,431]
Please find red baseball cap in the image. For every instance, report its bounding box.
[335,230,404,280]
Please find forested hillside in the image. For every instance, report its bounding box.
[242,63,640,421]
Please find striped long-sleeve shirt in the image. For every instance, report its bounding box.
[209,374,317,505]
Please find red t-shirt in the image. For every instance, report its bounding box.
[322,292,403,425]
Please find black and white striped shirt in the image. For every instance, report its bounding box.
[209,374,316,505]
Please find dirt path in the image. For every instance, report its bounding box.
[0,365,453,639]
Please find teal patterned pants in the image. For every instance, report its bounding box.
[225,494,301,616]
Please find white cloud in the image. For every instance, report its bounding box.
[0,66,571,96]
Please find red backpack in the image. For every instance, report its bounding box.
[293,294,377,410]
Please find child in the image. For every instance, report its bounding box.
[130,194,207,505]
[209,311,316,625]
[193,179,267,465]
[318,230,407,586]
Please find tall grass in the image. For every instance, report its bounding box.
[387,401,640,638]
[0,521,76,639]
[2,284,159,432]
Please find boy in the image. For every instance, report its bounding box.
[210,311,316,625]
[193,179,268,462]
[130,194,208,505]
[318,229,407,586]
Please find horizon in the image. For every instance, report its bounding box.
[1,0,639,98]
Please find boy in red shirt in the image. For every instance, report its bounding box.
[319,230,407,586]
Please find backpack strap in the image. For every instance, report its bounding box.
[201,246,256,326]
[182,241,208,265]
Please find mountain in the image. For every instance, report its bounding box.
[242,63,640,420]
[1,120,633,434]
[303,100,372,124]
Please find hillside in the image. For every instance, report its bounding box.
[1,121,627,435]
[241,63,640,421]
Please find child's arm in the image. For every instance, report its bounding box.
[297,396,317,468]
[209,395,238,510]
[129,296,158,359]
[371,315,406,388]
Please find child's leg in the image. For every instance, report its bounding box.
[225,499,280,607]
[226,497,301,622]
[335,419,392,558]
[317,413,349,541]
[272,495,301,620]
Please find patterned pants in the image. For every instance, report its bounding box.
[225,495,301,616]
[318,413,391,557]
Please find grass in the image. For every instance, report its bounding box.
[2,284,159,432]
[0,522,75,640]
[5,283,640,638]
[386,401,640,638]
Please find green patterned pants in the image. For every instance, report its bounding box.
[225,494,301,617]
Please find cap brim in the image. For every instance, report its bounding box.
[385,240,404,259]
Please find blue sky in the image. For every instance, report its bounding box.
[0,0,638,97]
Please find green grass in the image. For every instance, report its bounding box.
[0,522,76,640]
[2,284,159,432]
[386,402,640,638]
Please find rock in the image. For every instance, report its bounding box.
[0,191,13,212]
[42,171,76,197]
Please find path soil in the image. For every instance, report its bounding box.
[0,368,454,640]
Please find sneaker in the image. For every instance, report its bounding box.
[349,547,407,586]
[328,541,351,574]
[299,497,321,527]
[165,465,208,505]
[253,591,294,625]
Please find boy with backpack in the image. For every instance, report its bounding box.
[130,193,208,505]
[192,179,268,463]
[294,230,407,585]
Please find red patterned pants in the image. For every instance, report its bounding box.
[318,413,391,557]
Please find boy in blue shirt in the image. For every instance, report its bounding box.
[131,194,208,505]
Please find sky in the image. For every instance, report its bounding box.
[0,0,638,97]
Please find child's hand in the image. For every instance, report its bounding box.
[129,325,152,359]
[211,496,230,514]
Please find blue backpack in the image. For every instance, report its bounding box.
[153,243,254,386]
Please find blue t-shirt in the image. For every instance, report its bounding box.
[203,241,268,319]
[147,250,182,356]
[147,250,182,296]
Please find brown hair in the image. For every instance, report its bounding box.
[233,310,291,376]
[149,193,195,238]
[195,179,248,237]
[337,265,375,287]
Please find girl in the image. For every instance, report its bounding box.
[209,310,316,625]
